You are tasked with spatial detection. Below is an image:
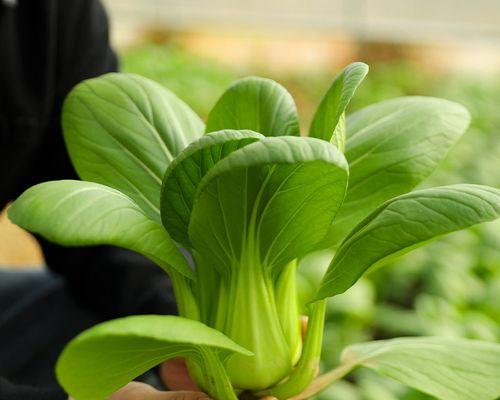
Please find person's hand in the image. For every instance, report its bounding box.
[159,316,308,398]
[67,358,281,400]
[161,358,201,391]
[301,315,308,340]
[160,359,278,399]
[68,381,210,400]
[108,382,210,399]
[74,315,305,400]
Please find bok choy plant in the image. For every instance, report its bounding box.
[8,62,500,400]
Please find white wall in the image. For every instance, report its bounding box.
[103,0,500,46]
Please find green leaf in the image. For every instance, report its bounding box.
[63,72,204,222]
[8,180,193,279]
[330,113,346,152]
[56,315,252,400]
[340,337,500,400]
[189,136,349,275]
[317,96,471,249]
[161,130,264,246]
[309,62,369,148]
[205,77,300,136]
[316,184,500,300]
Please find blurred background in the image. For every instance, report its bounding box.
[1,1,499,398]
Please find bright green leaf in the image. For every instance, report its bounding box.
[330,113,346,152]
[161,130,264,246]
[309,62,369,149]
[56,315,252,400]
[318,96,471,249]
[8,180,193,279]
[316,184,500,300]
[63,73,204,222]
[205,77,300,136]
[340,337,500,400]
[190,136,349,275]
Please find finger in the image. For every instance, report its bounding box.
[301,315,308,340]
[108,382,211,400]
[155,390,211,400]
[109,381,159,399]
[161,358,201,391]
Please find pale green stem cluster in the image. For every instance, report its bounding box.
[210,257,296,390]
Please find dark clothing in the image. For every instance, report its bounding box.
[0,269,97,400]
[0,0,176,398]
[0,377,65,400]
[0,271,165,400]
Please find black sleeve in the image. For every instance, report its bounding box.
[33,0,177,320]
[0,377,65,400]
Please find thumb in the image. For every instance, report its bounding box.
[108,382,211,400]
[155,390,211,400]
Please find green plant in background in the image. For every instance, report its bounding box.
[8,63,500,400]
[122,44,237,118]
